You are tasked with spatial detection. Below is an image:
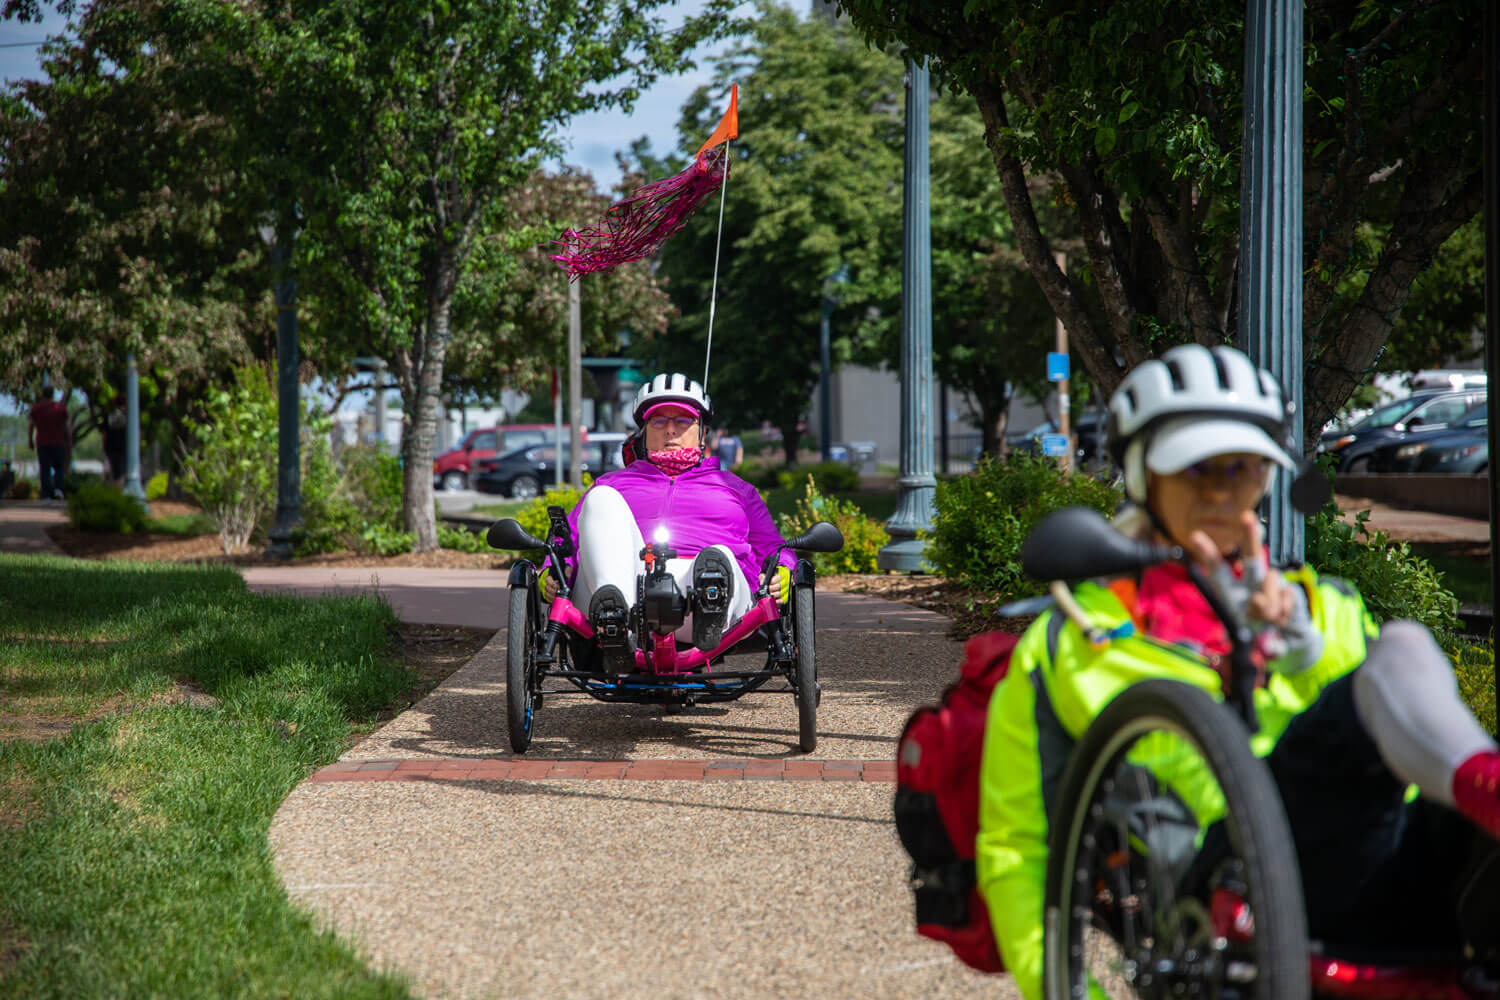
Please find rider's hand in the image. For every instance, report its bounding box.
[1187,513,1293,629]
[772,565,792,604]
[539,567,559,602]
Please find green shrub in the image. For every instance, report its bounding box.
[776,476,888,575]
[928,452,1123,599]
[297,441,406,557]
[66,481,149,533]
[8,478,38,500]
[776,460,860,493]
[512,478,590,543]
[1452,639,1497,738]
[1304,503,1461,636]
[147,511,216,536]
[144,471,169,500]
[178,367,277,553]
[62,469,104,495]
[438,524,489,553]
[359,523,415,556]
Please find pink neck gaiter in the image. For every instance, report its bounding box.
[649,447,701,476]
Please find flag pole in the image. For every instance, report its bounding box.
[703,140,731,393]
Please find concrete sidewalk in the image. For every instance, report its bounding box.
[268,587,1008,999]
[0,500,65,555]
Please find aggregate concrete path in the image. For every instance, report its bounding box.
[0,500,65,555]
[268,586,1012,999]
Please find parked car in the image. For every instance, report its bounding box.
[1381,404,1489,474]
[1317,389,1485,473]
[1000,411,1106,465]
[472,440,621,499]
[432,424,579,491]
[588,432,631,469]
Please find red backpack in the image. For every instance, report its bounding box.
[893,628,1020,973]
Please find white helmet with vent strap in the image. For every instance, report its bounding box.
[631,372,711,425]
[1106,344,1296,502]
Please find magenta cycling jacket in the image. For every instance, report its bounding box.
[564,457,796,586]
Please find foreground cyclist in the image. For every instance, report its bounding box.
[977,344,1500,999]
[541,372,795,671]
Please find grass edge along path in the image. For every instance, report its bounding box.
[0,554,417,999]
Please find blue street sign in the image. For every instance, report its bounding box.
[1041,433,1070,457]
[1046,352,1070,382]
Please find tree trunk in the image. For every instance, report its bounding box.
[400,245,459,553]
[778,419,800,468]
[978,391,1010,460]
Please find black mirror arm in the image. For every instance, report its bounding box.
[1184,560,1260,734]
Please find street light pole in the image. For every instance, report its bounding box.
[878,58,936,573]
[265,233,302,559]
[1238,0,1304,565]
[123,353,145,500]
[818,264,848,464]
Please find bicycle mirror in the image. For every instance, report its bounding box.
[1021,507,1177,581]
[1288,461,1332,515]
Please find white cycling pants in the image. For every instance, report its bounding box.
[1352,619,1495,807]
[571,485,753,644]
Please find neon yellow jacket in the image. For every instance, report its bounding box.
[975,567,1376,1000]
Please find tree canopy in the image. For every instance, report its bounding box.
[632,2,1062,461]
[836,0,1483,439]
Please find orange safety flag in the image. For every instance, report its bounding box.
[695,84,739,159]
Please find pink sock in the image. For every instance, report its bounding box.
[1452,751,1500,841]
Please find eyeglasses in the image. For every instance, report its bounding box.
[647,416,698,432]
[1181,457,1269,490]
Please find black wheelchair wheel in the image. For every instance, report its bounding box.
[1043,679,1308,1000]
[506,581,537,754]
[792,583,817,753]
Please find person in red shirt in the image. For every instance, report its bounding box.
[28,388,72,500]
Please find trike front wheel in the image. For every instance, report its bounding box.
[506,580,537,754]
[1043,679,1308,1000]
[792,583,817,753]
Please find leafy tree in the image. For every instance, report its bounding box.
[0,2,267,449]
[444,168,674,408]
[3,0,726,552]
[836,0,1483,441]
[627,2,906,466]
[251,0,730,550]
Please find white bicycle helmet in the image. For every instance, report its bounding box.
[1106,344,1295,502]
[631,372,712,425]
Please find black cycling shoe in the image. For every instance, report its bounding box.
[691,548,733,650]
[589,585,634,674]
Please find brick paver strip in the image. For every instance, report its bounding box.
[308,758,895,783]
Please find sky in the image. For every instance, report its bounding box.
[0,1,763,192]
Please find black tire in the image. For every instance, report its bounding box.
[506,580,537,754]
[1344,455,1370,474]
[510,474,541,500]
[792,583,817,753]
[1043,679,1308,1000]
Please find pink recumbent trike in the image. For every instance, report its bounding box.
[486,506,844,755]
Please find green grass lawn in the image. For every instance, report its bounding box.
[0,555,416,998]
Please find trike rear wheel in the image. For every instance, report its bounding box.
[506,581,537,754]
[792,583,817,753]
[1043,679,1308,1000]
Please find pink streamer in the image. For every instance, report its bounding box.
[551,147,729,278]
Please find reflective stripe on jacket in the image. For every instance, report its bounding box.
[975,567,1376,1000]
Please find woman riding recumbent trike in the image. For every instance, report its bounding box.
[1015,507,1500,1000]
[486,508,844,756]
